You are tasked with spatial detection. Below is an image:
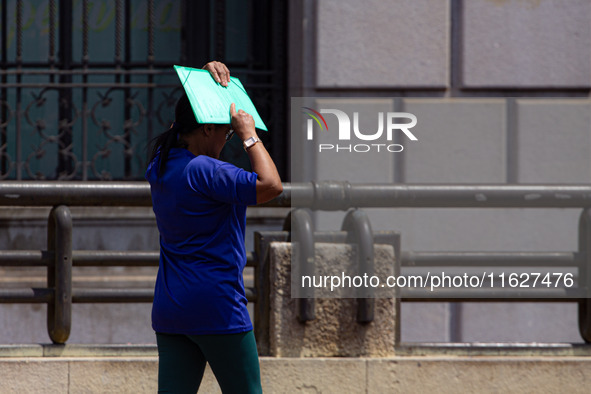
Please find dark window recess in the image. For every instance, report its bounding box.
[0,0,287,181]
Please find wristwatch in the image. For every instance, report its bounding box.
[243,136,261,151]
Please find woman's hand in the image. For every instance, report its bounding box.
[202,61,230,87]
[230,103,257,141]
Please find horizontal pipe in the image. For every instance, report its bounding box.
[71,250,256,267]
[72,288,153,303]
[399,287,585,300]
[1,286,581,304]
[309,183,591,210]
[401,298,578,303]
[246,252,255,267]
[280,183,591,209]
[0,250,257,268]
[0,182,152,207]
[0,249,579,270]
[0,288,53,303]
[71,287,256,303]
[4,182,591,209]
[0,182,285,207]
[401,252,582,267]
[0,251,52,266]
[72,250,158,267]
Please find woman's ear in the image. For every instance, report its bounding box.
[202,124,215,137]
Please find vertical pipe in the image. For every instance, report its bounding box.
[288,209,315,322]
[47,205,72,344]
[393,232,401,346]
[342,209,375,323]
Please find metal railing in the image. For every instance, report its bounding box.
[1,181,590,344]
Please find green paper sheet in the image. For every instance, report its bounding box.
[174,65,268,131]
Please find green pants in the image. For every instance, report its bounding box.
[156,330,262,394]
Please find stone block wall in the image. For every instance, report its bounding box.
[289,0,591,343]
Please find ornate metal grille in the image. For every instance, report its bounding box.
[0,0,287,180]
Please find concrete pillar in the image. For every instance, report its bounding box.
[267,242,396,357]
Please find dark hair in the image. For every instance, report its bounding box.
[149,93,200,177]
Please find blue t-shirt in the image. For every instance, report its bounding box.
[145,147,258,335]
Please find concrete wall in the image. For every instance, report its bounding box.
[289,0,591,343]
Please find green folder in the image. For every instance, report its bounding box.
[174,65,268,131]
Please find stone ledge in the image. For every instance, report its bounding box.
[397,342,591,357]
[3,343,591,358]
[0,344,157,358]
[2,355,591,393]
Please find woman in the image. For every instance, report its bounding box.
[146,61,282,393]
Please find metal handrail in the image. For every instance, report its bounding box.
[3,181,591,208]
[1,181,591,343]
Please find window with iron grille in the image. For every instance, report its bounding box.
[0,0,287,180]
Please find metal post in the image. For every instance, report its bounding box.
[341,209,375,323]
[285,209,315,322]
[578,209,591,343]
[47,205,72,344]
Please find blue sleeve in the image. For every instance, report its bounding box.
[186,157,258,206]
